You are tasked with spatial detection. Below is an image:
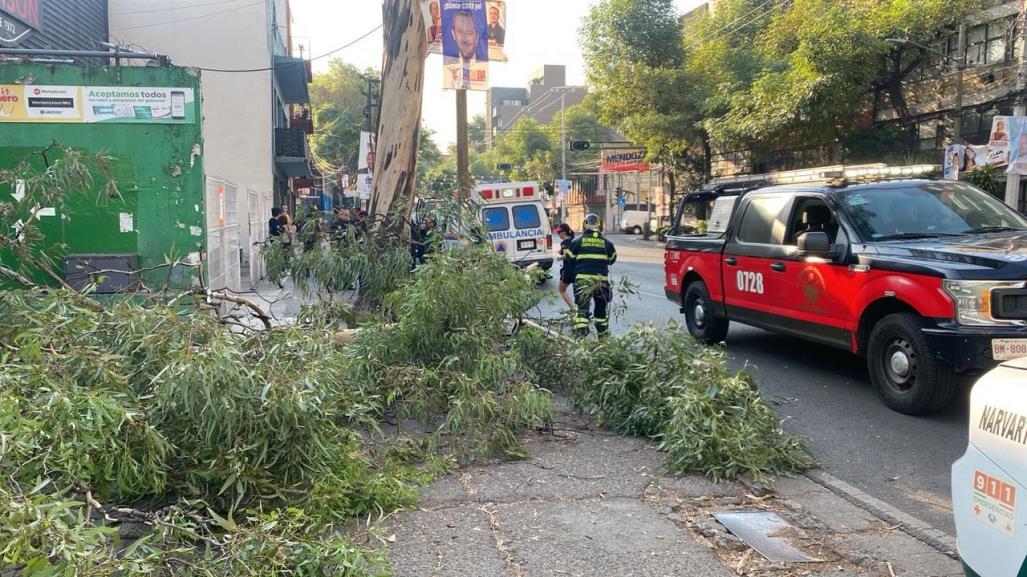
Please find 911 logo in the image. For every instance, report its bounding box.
[799,266,826,304]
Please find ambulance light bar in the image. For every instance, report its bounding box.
[475,182,537,202]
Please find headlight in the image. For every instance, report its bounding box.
[943,280,1026,326]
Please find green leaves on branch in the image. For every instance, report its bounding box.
[541,323,814,484]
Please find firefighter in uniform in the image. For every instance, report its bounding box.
[565,214,617,335]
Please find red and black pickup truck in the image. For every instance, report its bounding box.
[664,167,1027,414]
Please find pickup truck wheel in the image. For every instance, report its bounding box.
[866,313,957,415]
[684,282,729,343]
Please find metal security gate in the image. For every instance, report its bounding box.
[205,177,242,292]
[247,189,266,288]
[205,179,225,291]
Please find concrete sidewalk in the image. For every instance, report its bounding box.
[385,402,963,577]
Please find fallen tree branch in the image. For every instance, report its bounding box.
[0,264,35,288]
[198,290,273,330]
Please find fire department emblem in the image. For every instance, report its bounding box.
[799,266,826,305]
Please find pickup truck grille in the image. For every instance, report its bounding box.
[993,288,1027,320]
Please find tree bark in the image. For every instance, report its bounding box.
[370,0,427,230]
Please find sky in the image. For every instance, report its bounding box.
[289,0,706,148]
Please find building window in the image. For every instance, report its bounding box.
[948,17,1017,67]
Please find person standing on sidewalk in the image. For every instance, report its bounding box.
[555,223,576,310]
[565,214,617,335]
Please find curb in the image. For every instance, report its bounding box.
[805,469,958,558]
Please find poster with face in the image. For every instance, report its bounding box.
[944,144,963,180]
[357,131,375,200]
[1009,119,1027,175]
[486,1,508,62]
[988,116,1013,167]
[442,1,489,90]
[963,144,987,173]
[421,0,443,55]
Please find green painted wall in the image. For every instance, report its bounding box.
[0,63,205,290]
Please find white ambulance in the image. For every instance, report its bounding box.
[952,357,1027,577]
[473,182,554,271]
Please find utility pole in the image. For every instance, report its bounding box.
[644,169,653,240]
[560,91,568,224]
[456,89,470,198]
[1006,6,1027,210]
[953,23,966,142]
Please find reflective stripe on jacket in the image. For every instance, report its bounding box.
[565,230,617,279]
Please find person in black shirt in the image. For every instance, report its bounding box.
[556,223,576,310]
[269,207,283,238]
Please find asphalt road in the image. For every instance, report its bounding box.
[536,233,967,535]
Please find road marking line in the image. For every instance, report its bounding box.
[805,470,958,557]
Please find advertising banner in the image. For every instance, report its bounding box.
[422,0,443,55]
[424,0,506,63]
[84,86,196,124]
[0,85,196,124]
[0,0,40,46]
[944,144,963,180]
[601,149,650,173]
[442,1,489,91]
[1008,118,1027,175]
[485,0,507,62]
[988,116,1012,167]
[357,131,376,200]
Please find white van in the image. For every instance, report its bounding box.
[473,182,554,271]
[620,210,650,234]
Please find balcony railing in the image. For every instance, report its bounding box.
[275,126,309,159]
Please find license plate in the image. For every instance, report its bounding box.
[992,339,1027,361]
[517,239,536,251]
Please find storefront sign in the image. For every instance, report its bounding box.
[0,85,197,124]
[0,0,40,45]
[601,149,650,173]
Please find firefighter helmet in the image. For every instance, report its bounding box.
[583,213,602,231]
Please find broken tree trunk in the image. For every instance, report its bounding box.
[370,0,427,230]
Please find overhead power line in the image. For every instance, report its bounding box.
[686,0,776,51]
[195,25,383,73]
[686,0,775,49]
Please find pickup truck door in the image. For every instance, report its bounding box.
[722,193,794,330]
[774,195,855,349]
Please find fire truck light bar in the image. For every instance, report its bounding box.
[820,165,940,180]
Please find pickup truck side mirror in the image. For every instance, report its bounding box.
[797,231,832,256]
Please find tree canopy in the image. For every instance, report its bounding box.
[581,0,985,182]
[309,60,374,176]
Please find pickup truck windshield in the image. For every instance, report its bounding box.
[838,182,1027,241]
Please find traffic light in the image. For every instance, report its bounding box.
[569,140,591,151]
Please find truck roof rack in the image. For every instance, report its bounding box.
[703,163,941,189]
